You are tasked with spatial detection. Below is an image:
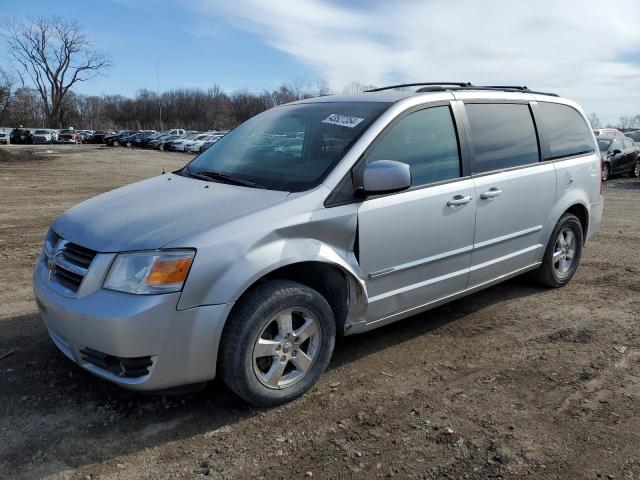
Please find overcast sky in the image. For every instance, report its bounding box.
[3,0,640,124]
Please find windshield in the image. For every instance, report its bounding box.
[597,138,613,151]
[186,102,390,191]
[34,130,48,134]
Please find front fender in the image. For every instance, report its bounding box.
[176,201,367,313]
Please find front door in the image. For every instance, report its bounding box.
[357,105,476,323]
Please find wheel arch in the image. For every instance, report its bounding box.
[564,202,589,241]
[227,259,367,337]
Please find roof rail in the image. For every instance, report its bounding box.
[365,82,472,92]
[365,82,558,97]
[413,84,558,97]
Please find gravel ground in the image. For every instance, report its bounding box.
[0,144,639,480]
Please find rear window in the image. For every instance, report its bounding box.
[466,103,539,174]
[538,103,594,159]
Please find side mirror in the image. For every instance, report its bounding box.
[362,160,411,195]
[611,149,622,156]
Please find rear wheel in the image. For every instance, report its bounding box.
[113,140,120,147]
[601,162,610,181]
[220,280,335,407]
[532,213,583,288]
[633,160,640,178]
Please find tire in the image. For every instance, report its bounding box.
[601,162,610,181]
[113,140,120,147]
[126,141,132,147]
[532,213,583,288]
[633,160,640,179]
[220,280,336,407]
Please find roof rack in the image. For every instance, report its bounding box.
[366,82,558,97]
[365,82,472,92]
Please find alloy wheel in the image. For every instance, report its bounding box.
[252,308,321,390]
[634,161,640,178]
[601,163,609,181]
[552,227,577,279]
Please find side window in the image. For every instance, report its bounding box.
[537,102,595,159]
[623,139,634,151]
[365,106,461,187]
[611,139,623,152]
[465,103,539,174]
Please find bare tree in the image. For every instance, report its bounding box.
[0,67,15,124]
[587,112,601,129]
[2,16,110,128]
[618,116,633,131]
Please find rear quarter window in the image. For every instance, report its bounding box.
[465,103,539,174]
[538,102,595,159]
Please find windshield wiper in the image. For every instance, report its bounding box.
[182,165,264,188]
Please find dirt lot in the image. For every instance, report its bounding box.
[0,144,639,480]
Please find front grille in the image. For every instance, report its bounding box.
[44,232,97,295]
[61,242,96,269]
[80,347,153,378]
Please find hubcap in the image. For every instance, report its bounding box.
[252,308,321,390]
[602,164,609,181]
[634,162,640,178]
[552,227,577,279]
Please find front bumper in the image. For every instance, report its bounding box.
[33,258,231,391]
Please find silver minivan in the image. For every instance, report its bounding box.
[33,83,603,406]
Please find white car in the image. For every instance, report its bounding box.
[184,134,223,153]
[33,129,56,144]
[165,133,203,152]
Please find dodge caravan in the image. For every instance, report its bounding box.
[33,83,603,406]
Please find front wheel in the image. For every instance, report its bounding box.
[532,213,583,288]
[601,162,610,181]
[633,160,640,179]
[220,280,336,407]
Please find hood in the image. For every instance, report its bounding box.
[53,173,289,252]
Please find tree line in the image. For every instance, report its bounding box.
[0,74,336,131]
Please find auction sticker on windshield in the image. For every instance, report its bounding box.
[322,114,364,128]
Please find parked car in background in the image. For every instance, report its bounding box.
[594,128,625,138]
[129,132,159,148]
[77,130,94,143]
[599,135,640,180]
[0,132,8,144]
[164,133,202,151]
[122,131,156,147]
[10,128,33,144]
[199,134,225,153]
[34,84,603,407]
[32,129,55,144]
[90,130,112,144]
[151,134,181,150]
[105,131,136,146]
[624,131,640,145]
[182,134,219,153]
[58,131,83,144]
[166,129,186,136]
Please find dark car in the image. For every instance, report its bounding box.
[125,131,156,148]
[90,130,112,144]
[105,131,137,146]
[624,131,640,144]
[599,136,640,180]
[10,128,33,145]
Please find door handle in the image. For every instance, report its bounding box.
[447,195,472,207]
[480,188,503,199]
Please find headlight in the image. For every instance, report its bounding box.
[103,250,195,294]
